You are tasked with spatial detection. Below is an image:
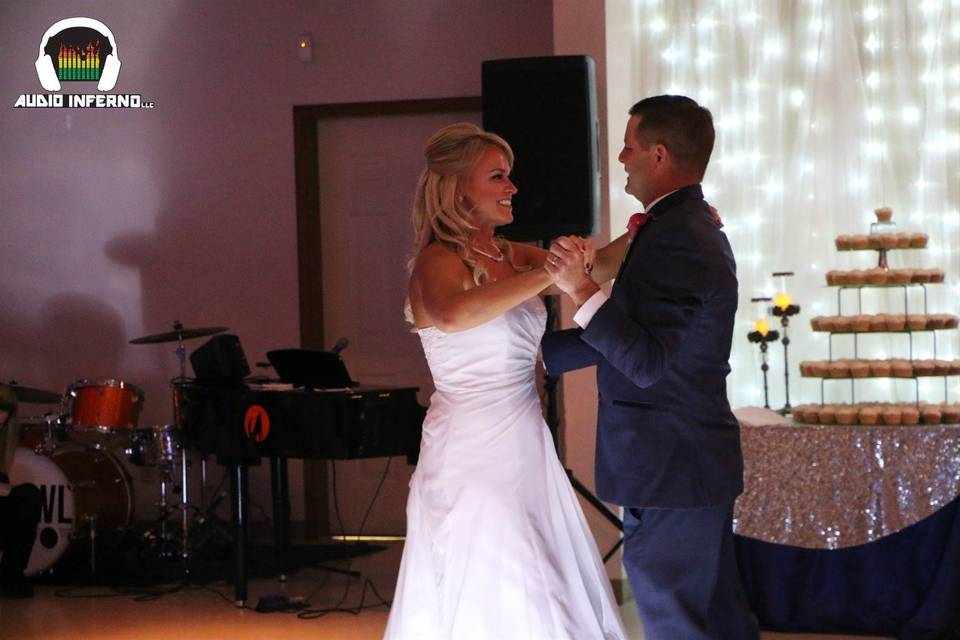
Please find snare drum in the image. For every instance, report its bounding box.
[66,379,144,434]
[6,447,134,576]
[126,424,179,466]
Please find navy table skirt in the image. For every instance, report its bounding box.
[735,495,960,639]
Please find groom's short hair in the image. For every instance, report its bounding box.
[629,95,714,180]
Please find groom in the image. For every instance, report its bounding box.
[542,95,757,639]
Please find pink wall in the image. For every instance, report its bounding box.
[1,0,552,519]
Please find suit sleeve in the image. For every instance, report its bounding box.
[541,328,602,375]
[580,226,708,389]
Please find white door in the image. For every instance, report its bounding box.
[313,110,480,535]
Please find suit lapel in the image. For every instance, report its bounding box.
[612,185,704,286]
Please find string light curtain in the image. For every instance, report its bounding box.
[617,0,960,409]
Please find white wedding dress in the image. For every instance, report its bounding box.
[385,296,626,640]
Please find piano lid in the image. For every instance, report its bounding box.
[266,348,354,389]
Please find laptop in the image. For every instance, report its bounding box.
[266,348,354,389]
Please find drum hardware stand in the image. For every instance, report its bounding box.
[142,468,180,560]
[40,411,61,454]
[129,321,231,571]
[85,515,98,576]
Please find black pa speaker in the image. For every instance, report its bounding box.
[190,334,250,384]
[482,55,599,241]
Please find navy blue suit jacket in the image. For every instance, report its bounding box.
[542,185,743,508]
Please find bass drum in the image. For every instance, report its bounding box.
[6,447,134,576]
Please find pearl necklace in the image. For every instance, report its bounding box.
[472,243,504,263]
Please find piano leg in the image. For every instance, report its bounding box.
[229,462,249,607]
[270,457,290,581]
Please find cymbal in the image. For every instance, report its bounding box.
[130,324,228,344]
[2,383,62,404]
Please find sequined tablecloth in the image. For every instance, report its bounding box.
[732,408,960,549]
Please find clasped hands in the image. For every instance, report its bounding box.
[544,236,601,305]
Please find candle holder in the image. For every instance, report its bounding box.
[749,297,780,409]
[771,272,800,415]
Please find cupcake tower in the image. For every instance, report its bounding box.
[795,207,960,426]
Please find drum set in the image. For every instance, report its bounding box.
[6,322,229,577]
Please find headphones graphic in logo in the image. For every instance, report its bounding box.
[35,17,120,92]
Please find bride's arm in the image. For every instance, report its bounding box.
[411,243,553,333]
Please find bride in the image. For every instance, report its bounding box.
[384,123,628,639]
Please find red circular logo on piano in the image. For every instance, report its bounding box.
[244,405,270,442]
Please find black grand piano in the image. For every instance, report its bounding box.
[179,382,424,605]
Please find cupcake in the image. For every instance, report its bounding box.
[950,360,960,375]
[870,360,892,377]
[790,405,807,423]
[927,314,947,329]
[835,235,853,250]
[867,234,883,249]
[869,315,888,332]
[810,361,831,377]
[797,405,818,424]
[836,405,858,425]
[921,405,943,425]
[818,405,837,424]
[941,404,960,423]
[849,234,869,249]
[826,270,842,286]
[889,269,913,285]
[930,268,945,283]
[859,405,880,425]
[891,359,914,377]
[832,316,852,332]
[913,360,936,376]
[909,233,929,248]
[849,269,869,285]
[829,361,851,378]
[932,359,952,375]
[849,360,871,378]
[851,315,872,332]
[886,314,907,331]
[907,315,928,331]
[943,315,959,329]
[895,232,912,248]
[881,405,902,425]
[911,269,931,283]
[901,406,921,425]
[875,206,893,222]
[878,233,898,249]
[799,361,815,376]
[810,317,824,331]
[865,268,887,285]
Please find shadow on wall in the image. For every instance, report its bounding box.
[37,291,126,386]
[0,290,125,397]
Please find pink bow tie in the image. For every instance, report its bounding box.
[627,212,652,239]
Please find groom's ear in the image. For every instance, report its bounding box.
[654,143,668,163]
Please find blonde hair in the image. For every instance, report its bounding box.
[407,122,526,285]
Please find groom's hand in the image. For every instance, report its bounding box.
[545,236,600,306]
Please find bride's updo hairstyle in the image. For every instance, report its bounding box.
[408,122,525,286]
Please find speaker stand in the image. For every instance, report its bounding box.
[542,292,623,563]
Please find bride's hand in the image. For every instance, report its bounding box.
[708,204,723,229]
[572,237,596,274]
[548,236,594,273]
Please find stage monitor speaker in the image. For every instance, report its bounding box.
[190,334,250,384]
[482,55,599,241]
